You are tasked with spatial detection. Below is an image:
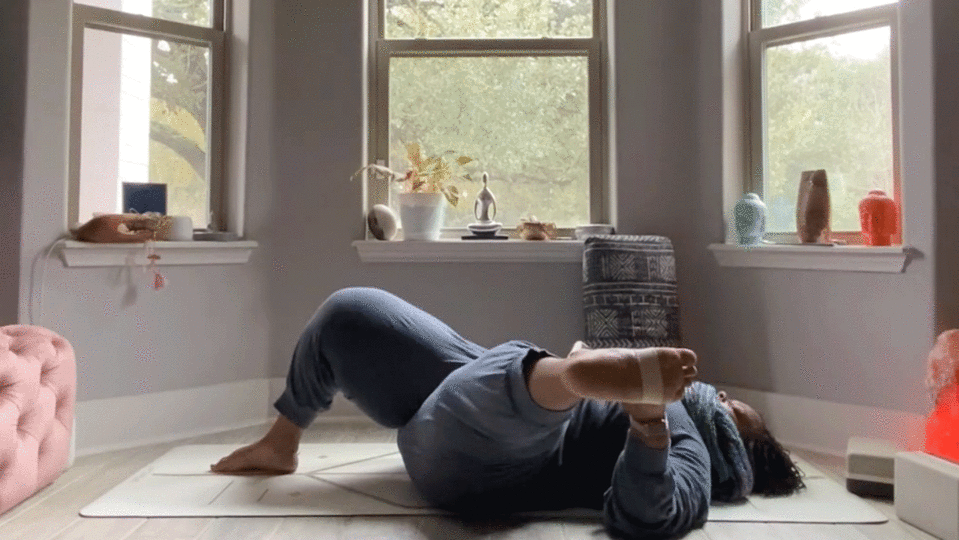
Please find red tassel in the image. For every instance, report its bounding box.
[153,271,165,290]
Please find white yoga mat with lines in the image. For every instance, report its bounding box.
[80,443,887,523]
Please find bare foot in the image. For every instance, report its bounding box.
[562,347,698,404]
[210,439,298,475]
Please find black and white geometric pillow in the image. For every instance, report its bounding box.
[582,235,681,349]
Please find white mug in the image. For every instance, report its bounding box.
[169,216,193,241]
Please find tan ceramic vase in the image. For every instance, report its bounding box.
[796,169,830,243]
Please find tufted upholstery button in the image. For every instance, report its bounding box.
[0,325,76,515]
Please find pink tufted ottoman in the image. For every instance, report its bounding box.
[0,325,76,514]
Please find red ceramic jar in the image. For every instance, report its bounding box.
[858,189,898,246]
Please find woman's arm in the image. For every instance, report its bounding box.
[602,402,711,539]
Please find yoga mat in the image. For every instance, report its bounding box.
[81,444,887,523]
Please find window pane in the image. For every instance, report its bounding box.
[74,0,213,28]
[761,0,897,28]
[763,27,893,233]
[78,28,211,227]
[384,0,592,39]
[388,56,590,229]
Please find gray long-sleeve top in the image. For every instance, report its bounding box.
[400,342,713,539]
[551,400,712,539]
[437,399,712,539]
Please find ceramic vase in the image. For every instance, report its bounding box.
[399,192,445,241]
[858,189,898,246]
[797,169,831,243]
[733,193,767,245]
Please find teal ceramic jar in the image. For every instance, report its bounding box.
[734,193,767,245]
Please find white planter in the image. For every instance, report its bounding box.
[399,192,446,241]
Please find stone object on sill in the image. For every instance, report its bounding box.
[797,169,831,243]
[367,204,398,241]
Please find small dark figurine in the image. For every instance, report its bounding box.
[796,169,830,243]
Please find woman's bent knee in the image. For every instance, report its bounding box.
[311,287,387,334]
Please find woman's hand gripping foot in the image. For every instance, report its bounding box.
[562,342,698,448]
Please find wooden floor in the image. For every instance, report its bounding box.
[0,420,936,540]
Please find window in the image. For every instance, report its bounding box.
[367,0,608,236]
[748,0,900,243]
[69,0,226,231]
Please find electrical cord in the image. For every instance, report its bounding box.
[30,233,73,327]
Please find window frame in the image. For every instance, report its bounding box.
[365,0,609,239]
[68,1,229,232]
[746,1,902,245]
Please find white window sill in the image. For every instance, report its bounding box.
[708,243,915,273]
[60,240,258,267]
[353,239,584,263]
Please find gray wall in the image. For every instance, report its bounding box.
[0,0,28,326]
[7,0,950,420]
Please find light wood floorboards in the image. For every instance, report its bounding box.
[0,420,936,540]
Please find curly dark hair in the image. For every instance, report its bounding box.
[743,428,806,496]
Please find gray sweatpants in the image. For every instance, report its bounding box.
[274,287,711,537]
[273,286,562,506]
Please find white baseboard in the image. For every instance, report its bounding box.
[74,378,371,457]
[74,379,926,460]
[75,379,274,457]
[719,385,927,457]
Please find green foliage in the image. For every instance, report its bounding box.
[354,144,476,207]
[147,0,212,226]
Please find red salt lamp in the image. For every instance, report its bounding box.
[926,384,959,463]
[925,330,959,463]
[858,189,898,246]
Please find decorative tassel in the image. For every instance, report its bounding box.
[153,271,165,290]
[145,241,165,290]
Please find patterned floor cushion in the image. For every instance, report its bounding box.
[582,235,681,349]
